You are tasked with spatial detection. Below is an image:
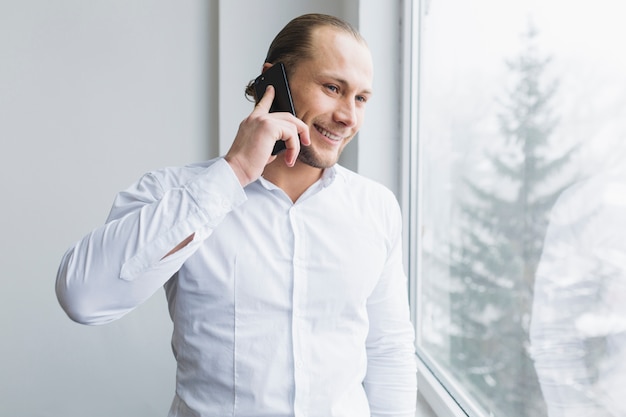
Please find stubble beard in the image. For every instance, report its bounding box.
[297,142,342,169]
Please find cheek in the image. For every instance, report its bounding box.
[290,86,320,118]
[345,112,365,138]
[339,134,356,152]
[356,107,366,125]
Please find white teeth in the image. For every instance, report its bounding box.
[316,126,342,141]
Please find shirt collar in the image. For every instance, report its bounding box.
[258,165,340,191]
[320,165,338,187]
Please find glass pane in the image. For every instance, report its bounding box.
[415,1,626,416]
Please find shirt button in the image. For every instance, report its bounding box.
[296,360,304,369]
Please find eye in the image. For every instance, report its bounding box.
[325,84,339,93]
[356,95,368,103]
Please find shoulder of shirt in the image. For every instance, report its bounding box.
[331,164,401,221]
[332,165,402,240]
[333,164,397,200]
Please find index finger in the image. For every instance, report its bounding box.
[254,85,275,114]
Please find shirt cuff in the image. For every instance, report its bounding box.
[185,158,247,223]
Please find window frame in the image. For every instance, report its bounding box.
[401,1,486,416]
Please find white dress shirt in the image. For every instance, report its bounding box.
[56,157,417,417]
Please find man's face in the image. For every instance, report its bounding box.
[287,27,373,169]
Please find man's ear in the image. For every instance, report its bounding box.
[262,62,273,73]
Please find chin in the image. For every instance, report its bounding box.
[298,145,341,169]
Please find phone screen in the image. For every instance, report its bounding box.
[253,63,296,155]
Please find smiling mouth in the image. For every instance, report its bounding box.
[314,124,343,142]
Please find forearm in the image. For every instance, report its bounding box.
[56,158,246,324]
[56,189,204,324]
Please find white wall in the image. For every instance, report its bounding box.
[1,1,213,415]
[1,1,433,416]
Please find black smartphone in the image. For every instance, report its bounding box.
[253,62,296,155]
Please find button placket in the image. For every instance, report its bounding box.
[289,205,310,416]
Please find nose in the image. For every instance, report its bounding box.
[333,98,358,128]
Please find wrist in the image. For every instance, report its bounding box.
[224,155,254,187]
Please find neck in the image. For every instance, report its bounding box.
[262,158,324,202]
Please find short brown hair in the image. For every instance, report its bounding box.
[244,13,364,101]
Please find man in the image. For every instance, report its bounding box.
[56,13,417,417]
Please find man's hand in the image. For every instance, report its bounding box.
[225,86,311,187]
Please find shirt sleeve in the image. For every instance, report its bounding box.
[363,196,418,417]
[55,158,247,325]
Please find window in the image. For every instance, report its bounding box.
[406,1,626,416]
